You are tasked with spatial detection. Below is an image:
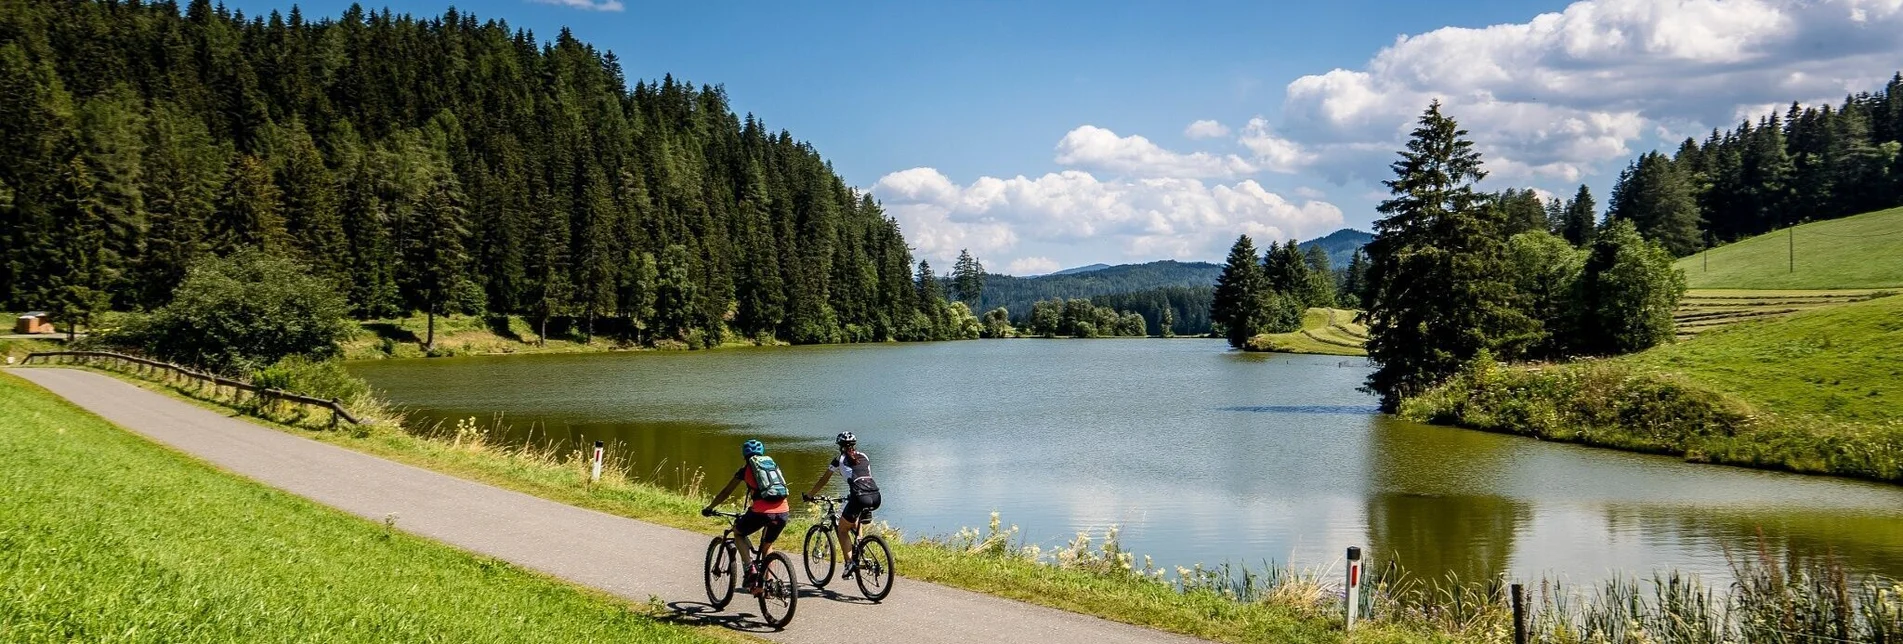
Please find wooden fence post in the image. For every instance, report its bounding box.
[1512,582,1527,644]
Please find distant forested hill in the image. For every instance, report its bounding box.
[1302,229,1372,271]
[0,1,969,347]
[974,228,1369,335]
[978,260,1223,318]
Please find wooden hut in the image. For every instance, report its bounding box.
[14,312,55,334]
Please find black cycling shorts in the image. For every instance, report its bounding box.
[841,491,881,523]
[734,510,788,543]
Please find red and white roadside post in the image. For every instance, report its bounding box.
[1345,546,1364,630]
[591,440,604,483]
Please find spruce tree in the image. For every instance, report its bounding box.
[1362,101,1534,410]
[403,167,469,351]
[1608,152,1702,256]
[136,104,226,308]
[1561,185,1597,248]
[272,121,347,285]
[212,154,287,254]
[39,157,113,340]
[1342,249,1369,307]
[951,248,985,307]
[1210,234,1265,347]
[1302,244,1337,308]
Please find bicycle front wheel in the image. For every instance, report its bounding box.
[703,537,736,609]
[854,535,895,602]
[802,525,837,587]
[756,552,799,629]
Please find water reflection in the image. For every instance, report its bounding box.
[351,341,1903,585]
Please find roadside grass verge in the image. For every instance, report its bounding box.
[0,373,733,644]
[1,337,63,364]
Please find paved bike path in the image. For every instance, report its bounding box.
[13,368,1203,644]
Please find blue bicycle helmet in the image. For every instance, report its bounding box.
[741,439,765,457]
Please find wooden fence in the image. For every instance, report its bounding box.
[22,350,362,426]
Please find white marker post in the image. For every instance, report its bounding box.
[591,440,604,483]
[1345,546,1363,630]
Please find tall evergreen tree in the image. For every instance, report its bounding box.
[1302,244,1337,308]
[1342,249,1369,307]
[1362,101,1534,410]
[271,120,346,285]
[1210,235,1265,348]
[39,157,113,340]
[73,91,147,304]
[1607,152,1702,256]
[1560,184,1597,248]
[951,248,985,307]
[136,103,226,307]
[402,166,469,350]
[212,153,286,254]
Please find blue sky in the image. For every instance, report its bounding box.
[226,0,1903,274]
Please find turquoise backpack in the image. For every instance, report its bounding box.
[746,455,790,501]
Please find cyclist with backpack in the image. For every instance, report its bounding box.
[703,439,791,595]
[803,431,881,575]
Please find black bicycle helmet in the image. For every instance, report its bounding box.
[834,431,856,447]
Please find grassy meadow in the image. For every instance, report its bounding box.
[1404,293,1903,482]
[1246,308,1369,356]
[1677,206,1903,290]
[0,372,729,644]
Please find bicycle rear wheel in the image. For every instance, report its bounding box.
[756,552,799,629]
[853,535,895,602]
[802,525,837,587]
[703,537,736,609]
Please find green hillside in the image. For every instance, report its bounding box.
[1244,308,1367,356]
[1633,292,1903,424]
[1677,207,1903,289]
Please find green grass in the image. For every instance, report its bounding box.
[1672,289,1890,338]
[344,313,773,360]
[1246,308,1368,356]
[1403,293,1903,483]
[1677,206,1903,289]
[1,337,63,364]
[1636,291,1902,423]
[0,372,732,644]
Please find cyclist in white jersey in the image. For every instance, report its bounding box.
[803,431,881,572]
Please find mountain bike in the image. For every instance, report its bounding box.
[703,509,798,629]
[800,495,895,602]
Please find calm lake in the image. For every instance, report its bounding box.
[349,339,1903,584]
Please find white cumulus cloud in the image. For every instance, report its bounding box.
[1267,0,1903,182]
[1054,125,1257,179]
[1006,257,1062,275]
[873,167,1343,266]
[1239,117,1318,173]
[1184,119,1232,139]
[528,0,625,11]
